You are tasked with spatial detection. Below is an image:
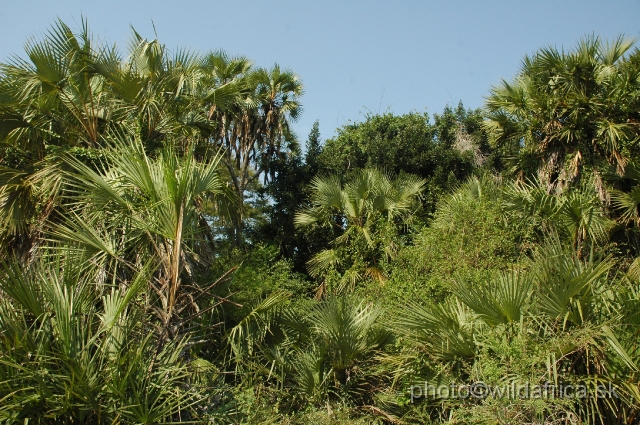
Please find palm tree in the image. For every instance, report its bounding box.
[295,168,425,290]
[0,19,120,150]
[0,20,298,250]
[252,65,303,180]
[205,61,303,244]
[94,30,242,146]
[392,235,640,424]
[611,185,640,228]
[52,134,230,337]
[0,20,120,254]
[484,36,640,190]
[293,296,392,399]
[394,298,477,362]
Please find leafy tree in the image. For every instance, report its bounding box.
[383,176,535,303]
[254,121,333,272]
[317,107,484,215]
[305,119,322,174]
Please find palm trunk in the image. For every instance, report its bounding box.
[167,203,184,325]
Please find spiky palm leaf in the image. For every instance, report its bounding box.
[611,186,640,227]
[453,269,533,327]
[531,236,613,327]
[395,299,477,362]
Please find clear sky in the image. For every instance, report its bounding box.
[1,1,639,142]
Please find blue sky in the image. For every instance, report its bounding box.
[1,1,639,142]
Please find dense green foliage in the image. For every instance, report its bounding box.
[0,20,640,424]
[316,106,488,215]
